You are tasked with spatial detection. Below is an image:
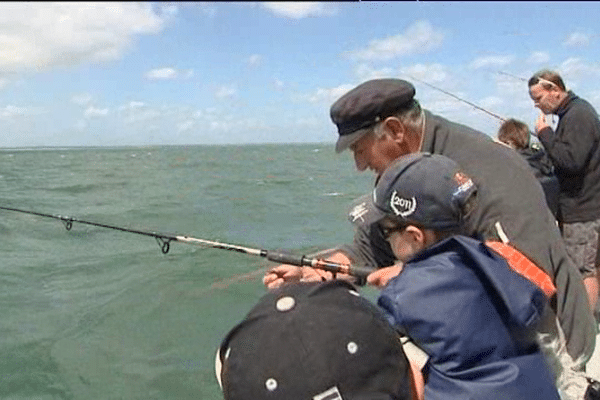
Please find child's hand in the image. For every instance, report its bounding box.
[367,264,403,288]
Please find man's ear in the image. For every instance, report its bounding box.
[382,117,406,144]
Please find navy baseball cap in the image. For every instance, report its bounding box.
[330,79,416,153]
[216,281,411,400]
[348,153,477,231]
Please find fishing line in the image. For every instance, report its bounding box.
[0,205,373,280]
[406,75,507,122]
[497,70,527,82]
[497,70,559,126]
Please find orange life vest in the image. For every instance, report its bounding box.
[485,240,556,298]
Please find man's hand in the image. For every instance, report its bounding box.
[534,111,550,135]
[263,264,302,289]
[263,265,333,289]
[367,263,403,289]
[262,251,355,289]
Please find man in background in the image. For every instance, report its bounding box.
[529,69,600,312]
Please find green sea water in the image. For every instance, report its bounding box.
[0,144,375,399]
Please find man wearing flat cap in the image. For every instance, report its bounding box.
[264,78,596,373]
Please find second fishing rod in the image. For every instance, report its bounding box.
[0,205,373,280]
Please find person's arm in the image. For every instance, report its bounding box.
[367,264,403,288]
[536,109,598,173]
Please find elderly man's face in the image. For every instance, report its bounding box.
[350,130,404,176]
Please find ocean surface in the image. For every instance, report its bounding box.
[0,144,377,399]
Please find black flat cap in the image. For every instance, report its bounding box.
[331,78,416,153]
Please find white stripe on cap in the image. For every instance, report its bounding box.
[313,386,343,400]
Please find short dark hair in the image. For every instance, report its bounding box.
[497,118,531,150]
[528,70,566,91]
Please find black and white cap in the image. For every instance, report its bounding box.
[216,280,412,400]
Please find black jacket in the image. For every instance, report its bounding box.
[342,110,595,362]
[538,92,600,223]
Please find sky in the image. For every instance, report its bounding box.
[2,1,600,148]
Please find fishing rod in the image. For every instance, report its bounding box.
[497,70,558,125]
[497,70,527,82]
[0,205,373,280]
[407,75,507,122]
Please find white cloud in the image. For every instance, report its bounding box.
[303,84,355,105]
[186,2,217,18]
[260,2,336,19]
[144,67,193,80]
[0,105,28,119]
[0,2,168,72]
[0,78,9,90]
[564,32,593,48]
[160,3,179,18]
[495,75,526,97]
[348,20,444,61]
[478,96,504,110]
[247,54,262,68]
[84,106,108,118]
[118,102,161,124]
[145,67,178,80]
[177,119,195,133]
[527,51,550,64]
[71,93,93,106]
[589,91,600,109]
[399,63,449,83]
[423,95,464,115]
[559,58,600,85]
[128,101,145,109]
[469,55,515,70]
[273,78,284,90]
[561,58,600,75]
[214,84,237,100]
[353,64,395,82]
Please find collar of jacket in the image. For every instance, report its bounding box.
[554,91,577,117]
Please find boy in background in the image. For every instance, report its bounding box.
[496,118,558,217]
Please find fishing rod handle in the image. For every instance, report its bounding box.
[265,251,374,279]
[265,251,308,268]
[315,260,374,280]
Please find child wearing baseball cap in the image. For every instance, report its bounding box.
[366,152,560,400]
[216,280,416,400]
